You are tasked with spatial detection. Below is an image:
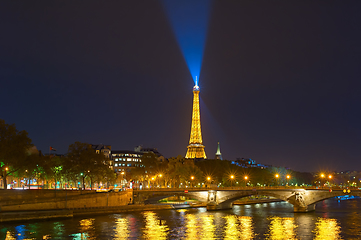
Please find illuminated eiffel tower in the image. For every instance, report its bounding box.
[185,77,207,159]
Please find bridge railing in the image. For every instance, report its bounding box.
[133,186,360,191]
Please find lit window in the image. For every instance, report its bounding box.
[115,163,118,167]
[127,158,132,161]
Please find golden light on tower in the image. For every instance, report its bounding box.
[185,77,207,159]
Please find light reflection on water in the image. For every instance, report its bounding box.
[71,218,96,240]
[114,217,130,239]
[142,211,169,240]
[313,218,341,240]
[266,216,297,240]
[223,215,255,240]
[2,199,360,239]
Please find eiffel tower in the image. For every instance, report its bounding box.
[185,78,207,159]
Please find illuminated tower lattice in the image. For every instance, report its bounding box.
[185,79,207,159]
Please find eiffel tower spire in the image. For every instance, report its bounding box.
[185,77,207,159]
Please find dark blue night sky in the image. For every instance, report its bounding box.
[1,1,360,172]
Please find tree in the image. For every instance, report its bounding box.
[0,119,33,189]
[166,156,203,188]
[131,152,161,188]
[64,142,112,190]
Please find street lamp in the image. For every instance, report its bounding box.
[158,174,163,188]
[244,176,248,187]
[328,175,333,188]
[275,174,280,187]
[320,173,325,188]
[191,176,194,188]
[286,175,290,186]
[230,175,234,187]
[207,177,211,188]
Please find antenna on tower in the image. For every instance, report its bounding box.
[195,76,198,86]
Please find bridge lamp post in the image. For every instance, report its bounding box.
[191,176,194,188]
[275,174,280,187]
[328,175,332,187]
[230,175,234,188]
[244,176,248,187]
[158,174,163,188]
[286,175,290,186]
[207,177,211,188]
[320,173,325,188]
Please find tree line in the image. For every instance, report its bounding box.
[0,119,115,189]
[0,119,335,190]
[130,154,315,188]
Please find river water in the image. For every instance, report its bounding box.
[1,198,361,239]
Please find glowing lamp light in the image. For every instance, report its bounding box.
[328,175,332,179]
[244,176,248,180]
[191,176,194,180]
[193,76,200,91]
[207,177,211,181]
[286,175,290,179]
[275,174,279,178]
[230,175,234,179]
[320,173,325,178]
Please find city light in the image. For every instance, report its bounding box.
[275,174,279,178]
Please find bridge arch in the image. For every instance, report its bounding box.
[134,189,361,212]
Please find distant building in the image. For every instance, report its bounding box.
[134,145,167,163]
[112,146,166,173]
[215,142,222,160]
[112,150,143,173]
[232,158,270,169]
[91,144,113,169]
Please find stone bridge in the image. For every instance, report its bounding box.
[133,188,361,212]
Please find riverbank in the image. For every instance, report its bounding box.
[0,205,175,223]
[0,199,283,223]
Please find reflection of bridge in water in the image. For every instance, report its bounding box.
[133,187,361,212]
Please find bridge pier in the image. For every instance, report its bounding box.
[206,202,232,211]
[293,203,315,213]
[206,190,233,210]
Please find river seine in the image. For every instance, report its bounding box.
[1,198,361,239]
